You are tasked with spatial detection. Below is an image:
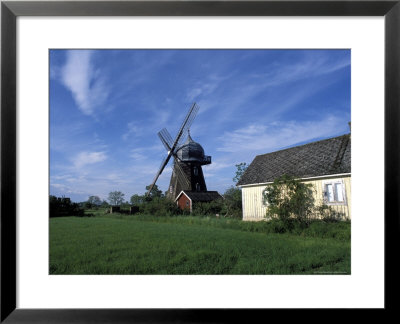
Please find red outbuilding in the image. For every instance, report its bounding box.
[175,190,222,213]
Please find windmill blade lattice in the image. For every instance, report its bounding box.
[158,128,173,152]
[172,159,191,188]
[178,103,199,147]
[172,103,198,147]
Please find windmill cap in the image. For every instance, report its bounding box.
[176,134,205,162]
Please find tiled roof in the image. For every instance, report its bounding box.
[237,134,351,186]
[178,191,222,202]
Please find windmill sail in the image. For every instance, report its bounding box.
[158,128,173,152]
[148,154,173,194]
[172,103,199,148]
[178,103,199,147]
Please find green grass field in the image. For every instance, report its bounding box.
[49,215,350,275]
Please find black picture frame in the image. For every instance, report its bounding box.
[1,0,399,322]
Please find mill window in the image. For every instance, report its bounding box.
[196,183,201,191]
[193,167,198,176]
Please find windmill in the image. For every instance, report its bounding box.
[147,103,212,200]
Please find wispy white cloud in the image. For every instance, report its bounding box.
[61,50,109,115]
[217,115,349,154]
[122,122,142,141]
[153,109,172,130]
[50,182,87,196]
[186,81,219,102]
[187,88,203,100]
[128,144,165,160]
[194,64,347,135]
[130,150,147,161]
[51,172,129,201]
[202,160,232,179]
[50,121,103,153]
[252,53,350,87]
[72,151,108,168]
[187,73,233,109]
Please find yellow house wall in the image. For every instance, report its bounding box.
[241,175,351,221]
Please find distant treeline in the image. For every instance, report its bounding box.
[50,195,84,217]
[49,185,243,219]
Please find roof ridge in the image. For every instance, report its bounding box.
[182,190,220,193]
[254,133,350,158]
[331,135,350,172]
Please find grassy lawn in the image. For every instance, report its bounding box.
[49,215,350,275]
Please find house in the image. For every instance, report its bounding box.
[175,190,222,213]
[237,134,351,221]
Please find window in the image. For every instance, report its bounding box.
[323,180,346,204]
[186,200,189,207]
[196,183,200,191]
[193,166,198,176]
[262,189,270,206]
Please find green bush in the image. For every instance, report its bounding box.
[223,187,243,219]
[139,197,182,216]
[49,195,84,217]
[315,204,346,222]
[269,219,294,233]
[239,219,350,239]
[263,175,315,225]
[192,199,224,216]
[101,212,350,240]
[263,175,347,232]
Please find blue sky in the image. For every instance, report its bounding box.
[50,49,351,202]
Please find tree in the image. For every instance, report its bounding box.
[101,200,109,208]
[145,184,163,198]
[223,187,242,218]
[49,195,84,217]
[233,162,248,184]
[87,195,102,208]
[217,162,248,218]
[130,194,145,205]
[263,175,315,224]
[108,191,125,206]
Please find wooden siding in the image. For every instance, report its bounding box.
[241,175,351,221]
[242,185,268,221]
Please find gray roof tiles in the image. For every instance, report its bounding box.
[178,191,222,202]
[237,134,351,186]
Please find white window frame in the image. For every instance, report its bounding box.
[322,179,347,205]
[262,187,270,206]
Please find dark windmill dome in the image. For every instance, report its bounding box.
[176,134,205,162]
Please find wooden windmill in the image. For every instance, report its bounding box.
[147,103,212,200]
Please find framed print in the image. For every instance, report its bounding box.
[1,0,399,322]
